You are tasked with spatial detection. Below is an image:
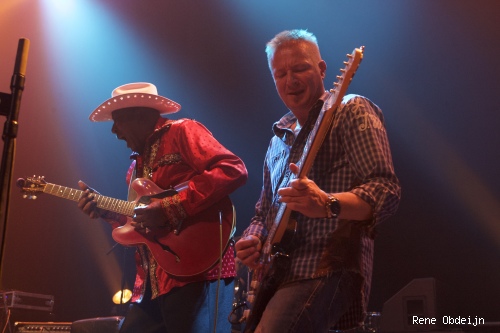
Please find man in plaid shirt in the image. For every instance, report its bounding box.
[235,29,401,332]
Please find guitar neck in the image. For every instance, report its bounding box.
[297,105,333,177]
[43,183,135,217]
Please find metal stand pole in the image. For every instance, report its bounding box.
[0,38,30,288]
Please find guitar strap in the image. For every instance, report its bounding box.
[127,160,138,202]
[272,100,324,205]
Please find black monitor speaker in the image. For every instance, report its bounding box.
[379,277,456,332]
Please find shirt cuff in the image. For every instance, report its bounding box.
[160,193,187,229]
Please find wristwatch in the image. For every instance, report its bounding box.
[325,194,341,218]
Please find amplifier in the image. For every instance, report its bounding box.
[1,291,54,312]
[14,321,72,332]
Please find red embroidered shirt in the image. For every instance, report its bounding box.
[112,117,247,302]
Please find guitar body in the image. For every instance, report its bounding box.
[243,251,291,333]
[112,178,235,277]
[242,216,296,332]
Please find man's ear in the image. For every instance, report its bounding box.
[319,60,327,79]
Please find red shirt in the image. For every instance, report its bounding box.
[118,117,247,302]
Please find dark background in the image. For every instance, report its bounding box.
[1,0,499,324]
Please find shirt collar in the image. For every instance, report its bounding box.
[272,91,330,138]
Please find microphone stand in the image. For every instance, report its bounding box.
[0,38,30,287]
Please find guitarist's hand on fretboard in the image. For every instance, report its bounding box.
[235,235,262,270]
[77,180,106,220]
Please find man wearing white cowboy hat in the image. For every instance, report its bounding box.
[77,82,248,333]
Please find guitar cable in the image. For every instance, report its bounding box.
[212,209,223,333]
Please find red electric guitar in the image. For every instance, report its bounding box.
[18,176,235,277]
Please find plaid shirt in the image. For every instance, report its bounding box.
[243,92,401,329]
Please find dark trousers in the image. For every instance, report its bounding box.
[255,270,355,333]
[120,278,234,333]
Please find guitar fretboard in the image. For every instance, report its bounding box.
[43,183,135,217]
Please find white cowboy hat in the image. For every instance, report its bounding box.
[89,82,181,122]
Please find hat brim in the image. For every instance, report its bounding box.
[89,93,181,122]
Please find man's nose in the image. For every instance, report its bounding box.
[286,71,299,87]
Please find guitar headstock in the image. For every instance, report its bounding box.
[17,176,47,199]
[330,46,364,97]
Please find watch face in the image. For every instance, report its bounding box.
[332,200,340,215]
[329,196,341,217]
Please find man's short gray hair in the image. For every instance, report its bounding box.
[265,29,319,64]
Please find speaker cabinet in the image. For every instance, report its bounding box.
[379,277,456,332]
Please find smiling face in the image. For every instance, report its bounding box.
[269,40,327,124]
[111,107,159,154]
